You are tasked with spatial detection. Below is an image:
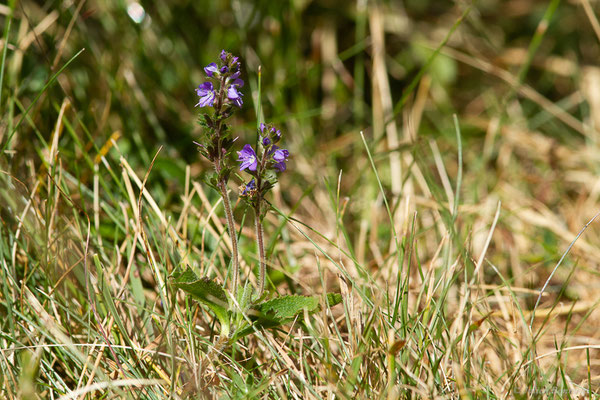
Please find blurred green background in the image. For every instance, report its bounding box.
[4,0,600,293]
[6,0,599,275]
[5,0,595,178]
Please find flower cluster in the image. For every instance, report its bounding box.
[195,50,244,109]
[237,123,290,199]
[238,123,289,172]
[193,50,246,184]
[240,178,257,197]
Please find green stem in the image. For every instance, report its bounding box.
[255,205,266,299]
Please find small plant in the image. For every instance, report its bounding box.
[171,50,341,341]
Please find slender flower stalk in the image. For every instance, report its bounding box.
[254,203,266,298]
[218,180,239,293]
[238,123,289,297]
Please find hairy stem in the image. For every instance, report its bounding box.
[218,181,239,297]
[255,205,266,298]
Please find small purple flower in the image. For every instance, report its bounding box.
[241,178,256,196]
[259,123,266,133]
[204,62,219,77]
[273,146,290,162]
[262,136,271,146]
[220,50,227,61]
[274,162,286,172]
[195,82,216,107]
[227,85,243,108]
[237,144,257,171]
[220,65,229,73]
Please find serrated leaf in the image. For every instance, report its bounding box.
[233,293,342,340]
[258,293,343,320]
[258,295,320,320]
[170,269,230,335]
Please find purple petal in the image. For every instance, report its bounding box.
[220,50,227,61]
[259,123,266,133]
[239,144,256,157]
[233,78,244,88]
[227,85,241,99]
[262,136,271,146]
[195,82,215,107]
[196,81,213,95]
[240,158,257,171]
[227,85,243,107]
[196,91,215,107]
[237,145,257,171]
[273,148,289,162]
[204,63,219,77]
[274,162,286,172]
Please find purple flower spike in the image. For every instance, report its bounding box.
[237,144,257,171]
[204,62,219,77]
[195,82,215,107]
[220,50,227,61]
[227,85,243,107]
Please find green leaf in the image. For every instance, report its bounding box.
[259,293,342,320]
[237,282,254,313]
[258,295,320,320]
[233,293,342,339]
[201,173,219,192]
[170,269,230,336]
